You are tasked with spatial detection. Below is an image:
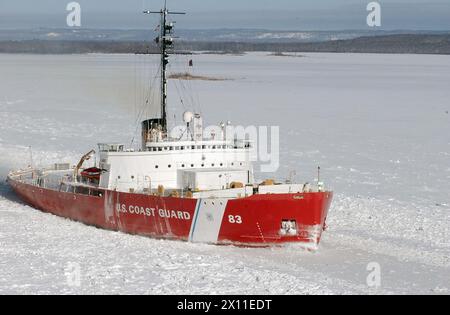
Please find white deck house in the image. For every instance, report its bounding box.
[98,138,254,193]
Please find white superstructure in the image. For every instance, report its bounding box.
[98,136,254,193]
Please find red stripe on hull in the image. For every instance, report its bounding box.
[8,178,332,247]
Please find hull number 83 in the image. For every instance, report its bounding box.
[228,215,242,224]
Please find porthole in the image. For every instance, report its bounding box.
[155,165,159,169]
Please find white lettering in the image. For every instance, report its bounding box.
[117,204,190,220]
[66,2,81,27]
[366,262,381,288]
[228,215,243,224]
[178,299,211,312]
[367,2,382,27]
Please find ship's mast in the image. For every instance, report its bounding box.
[144,3,185,132]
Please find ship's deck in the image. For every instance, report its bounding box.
[8,166,329,200]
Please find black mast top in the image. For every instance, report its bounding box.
[144,2,185,133]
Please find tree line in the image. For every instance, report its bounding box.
[1,34,449,55]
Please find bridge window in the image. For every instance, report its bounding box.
[98,144,124,152]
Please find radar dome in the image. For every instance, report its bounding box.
[183,111,194,123]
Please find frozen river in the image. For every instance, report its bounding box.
[0,52,449,294]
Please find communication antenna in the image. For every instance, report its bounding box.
[143,2,186,132]
[183,111,194,140]
[287,170,296,184]
[29,146,34,169]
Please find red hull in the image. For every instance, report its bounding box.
[8,178,332,247]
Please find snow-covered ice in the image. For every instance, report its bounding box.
[0,52,449,294]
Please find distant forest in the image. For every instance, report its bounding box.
[1,34,450,55]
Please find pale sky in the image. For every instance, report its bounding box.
[0,0,449,30]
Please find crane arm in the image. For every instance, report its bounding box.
[73,149,96,182]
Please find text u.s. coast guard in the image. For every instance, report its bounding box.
[116,203,191,220]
